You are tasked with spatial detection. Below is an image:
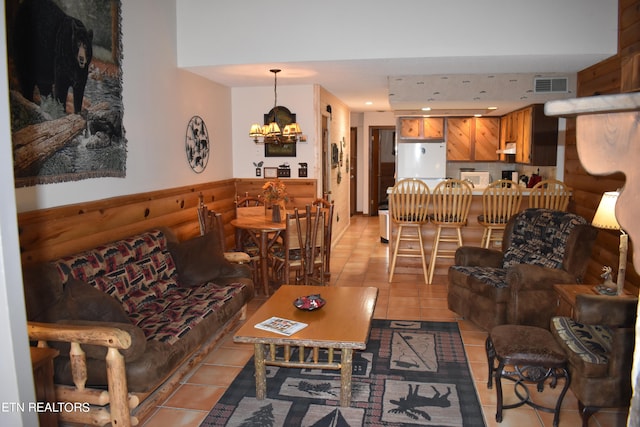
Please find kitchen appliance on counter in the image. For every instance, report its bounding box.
[396,139,447,188]
[460,171,491,189]
[501,170,519,183]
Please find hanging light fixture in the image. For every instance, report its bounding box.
[249,69,302,144]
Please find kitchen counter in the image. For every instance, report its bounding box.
[387,186,534,196]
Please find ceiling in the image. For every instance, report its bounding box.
[185,53,607,116]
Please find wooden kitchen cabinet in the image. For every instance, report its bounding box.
[500,104,558,166]
[398,117,444,140]
[446,117,471,160]
[447,117,499,161]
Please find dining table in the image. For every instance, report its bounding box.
[231,215,286,295]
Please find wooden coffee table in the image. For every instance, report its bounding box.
[234,285,378,407]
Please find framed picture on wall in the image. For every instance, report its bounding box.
[265,143,296,157]
[263,167,278,178]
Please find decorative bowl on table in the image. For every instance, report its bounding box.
[293,294,326,311]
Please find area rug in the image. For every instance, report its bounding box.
[200,320,486,426]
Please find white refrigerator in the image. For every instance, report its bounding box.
[395,140,447,188]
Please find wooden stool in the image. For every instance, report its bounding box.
[486,325,570,427]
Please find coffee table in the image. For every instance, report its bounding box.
[233,285,378,407]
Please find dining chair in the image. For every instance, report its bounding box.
[270,205,326,285]
[530,179,571,211]
[388,179,431,284]
[197,198,254,275]
[311,198,334,281]
[478,179,522,248]
[428,179,473,284]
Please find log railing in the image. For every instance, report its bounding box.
[28,322,139,427]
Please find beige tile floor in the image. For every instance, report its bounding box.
[141,215,628,427]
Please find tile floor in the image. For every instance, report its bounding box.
[141,215,628,427]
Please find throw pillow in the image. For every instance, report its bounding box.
[22,262,65,321]
[44,278,131,324]
[167,232,236,287]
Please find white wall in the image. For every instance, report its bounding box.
[177,0,617,67]
[231,85,318,179]
[14,0,234,213]
[0,12,38,425]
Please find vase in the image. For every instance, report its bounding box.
[271,204,281,223]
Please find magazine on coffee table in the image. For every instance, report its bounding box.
[254,317,308,336]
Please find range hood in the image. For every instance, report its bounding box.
[496,142,516,155]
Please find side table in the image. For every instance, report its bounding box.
[553,284,635,318]
[31,347,60,427]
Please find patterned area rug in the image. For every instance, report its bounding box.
[201,320,485,426]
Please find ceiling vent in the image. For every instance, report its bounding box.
[534,77,568,93]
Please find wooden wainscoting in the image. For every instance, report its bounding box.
[234,178,318,210]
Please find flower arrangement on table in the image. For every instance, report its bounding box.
[262,180,289,221]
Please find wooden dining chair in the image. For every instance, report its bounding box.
[197,197,254,274]
[478,179,522,248]
[388,179,431,284]
[428,179,473,284]
[270,205,326,285]
[530,179,571,211]
[311,198,334,281]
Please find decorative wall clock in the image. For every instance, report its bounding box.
[185,116,210,173]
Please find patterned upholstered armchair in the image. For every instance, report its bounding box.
[447,209,598,331]
[551,294,638,426]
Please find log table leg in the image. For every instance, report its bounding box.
[254,343,267,400]
[340,348,353,407]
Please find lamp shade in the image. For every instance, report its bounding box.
[249,124,263,137]
[592,191,621,230]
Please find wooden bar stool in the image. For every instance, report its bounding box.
[530,179,571,211]
[428,179,473,284]
[388,179,431,284]
[478,179,522,248]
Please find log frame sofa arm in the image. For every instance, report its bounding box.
[27,321,138,427]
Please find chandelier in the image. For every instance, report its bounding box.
[249,69,302,144]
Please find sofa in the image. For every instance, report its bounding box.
[448,208,598,331]
[23,227,254,427]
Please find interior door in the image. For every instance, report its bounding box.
[369,126,395,215]
[322,115,330,200]
[350,127,357,215]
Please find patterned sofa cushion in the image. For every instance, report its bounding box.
[502,209,587,270]
[53,229,179,315]
[551,316,612,378]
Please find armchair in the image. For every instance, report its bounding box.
[551,294,638,426]
[447,208,598,331]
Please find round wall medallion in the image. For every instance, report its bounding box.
[185,116,210,173]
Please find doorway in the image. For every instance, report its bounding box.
[322,115,330,200]
[350,127,357,215]
[369,126,395,216]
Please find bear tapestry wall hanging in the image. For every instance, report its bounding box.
[6,0,127,187]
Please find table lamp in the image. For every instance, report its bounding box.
[591,190,627,295]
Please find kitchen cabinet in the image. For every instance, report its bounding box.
[447,117,500,161]
[500,104,558,166]
[399,117,444,140]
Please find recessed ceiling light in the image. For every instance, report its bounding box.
[421,107,431,111]
[365,101,373,105]
[474,114,482,117]
[488,106,498,110]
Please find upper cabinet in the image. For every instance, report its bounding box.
[499,104,558,165]
[399,117,444,140]
[446,117,500,161]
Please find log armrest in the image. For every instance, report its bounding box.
[27,321,138,427]
[454,246,503,268]
[575,294,639,327]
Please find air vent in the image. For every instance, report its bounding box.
[534,77,568,93]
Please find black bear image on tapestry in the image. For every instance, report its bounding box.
[6,0,126,187]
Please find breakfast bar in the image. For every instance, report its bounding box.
[387,189,534,277]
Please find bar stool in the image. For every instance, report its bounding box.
[428,179,473,284]
[530,179,571,211]
[478,179,522,248]
[388,179,431,284]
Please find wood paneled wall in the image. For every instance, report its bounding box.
[234,178,318,210]
[18,178,317,265]
[566,0,640,291]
